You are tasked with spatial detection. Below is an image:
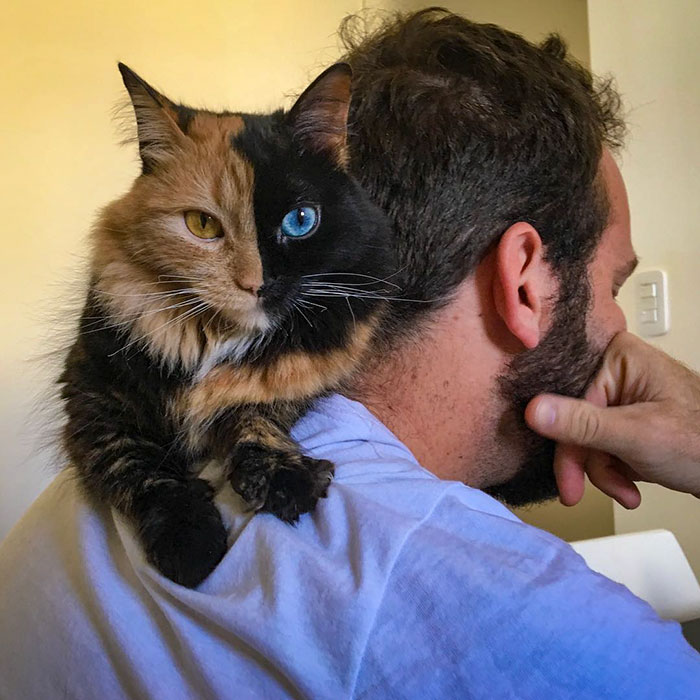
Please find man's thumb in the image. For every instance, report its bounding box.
[525,394,624,452]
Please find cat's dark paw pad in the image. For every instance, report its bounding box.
[229,444,335,523]
[138,480,228,588]
[265,456,335,523]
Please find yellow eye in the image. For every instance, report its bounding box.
[184,210,223,239]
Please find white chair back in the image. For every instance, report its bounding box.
[571,529,700,622]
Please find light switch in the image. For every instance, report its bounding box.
[640,282,657,298]
[635,270,670,337]
[639,296,657,311]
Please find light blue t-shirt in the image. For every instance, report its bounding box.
[0,394,698,699]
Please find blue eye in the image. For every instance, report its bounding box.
[280,206,319,238]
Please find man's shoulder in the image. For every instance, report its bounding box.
[351,484,700,698]
[0,460,547,699]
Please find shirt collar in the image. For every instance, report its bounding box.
[292,393,430,477]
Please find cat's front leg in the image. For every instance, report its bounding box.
[75,438,227,588]
[61,375,227,588]
[218,409,334,523]
[131,475,228,587]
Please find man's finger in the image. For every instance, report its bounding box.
[553,443,587,506]
[585,453,642,509]
[525,394,636,455]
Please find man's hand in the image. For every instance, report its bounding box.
[525,331,700,508]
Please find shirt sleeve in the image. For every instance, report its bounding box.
[353,490,700,699]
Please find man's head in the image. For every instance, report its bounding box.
[342,9,637,504]
[487,152,637,505]
[341,9,626,321]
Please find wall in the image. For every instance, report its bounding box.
[0,0,609,543]
[588,0,700,575]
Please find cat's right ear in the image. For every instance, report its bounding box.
[287,63,353,168]
[118,63,187,174]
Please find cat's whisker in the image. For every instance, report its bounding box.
[297,298,328,313]
[79,311,161,335]
[157,274,205,282]
[292,301,314,328]
[95,288,203,300]
[304,267,407,282]
[301,289,375,300]
[301,265,408,288]
[301,278,442,304]
[140,298,208,316]
[78,321,123,336]
[295,300,315,314]
[157,275,202,279]
[251,331,271,361]
[301,271,402,289]
[109,300,212,357]
[301,281,394,292]
[345,297,357,334]
[301,280,393,291]
[302,285,393,298]
[301,290,446,304]
[95,297,206,326]
[202,307,222,335]
[301,284,388,297]
[136,278,205,286]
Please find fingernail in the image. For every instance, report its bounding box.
[535,398,556,427]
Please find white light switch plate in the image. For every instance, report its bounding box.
[635,269,670,337]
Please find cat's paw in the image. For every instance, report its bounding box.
[137,479,228,588]
[229,443,334,523]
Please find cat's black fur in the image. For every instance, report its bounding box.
[59,64,395,587]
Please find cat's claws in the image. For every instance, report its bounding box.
[229,444,335,523]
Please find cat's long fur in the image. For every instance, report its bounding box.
[59,64,395,587]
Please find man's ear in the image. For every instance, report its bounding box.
[492,222,552,350]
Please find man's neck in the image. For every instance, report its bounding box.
[349,282,505,486]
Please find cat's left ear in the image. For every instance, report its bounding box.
[287,63,352,168]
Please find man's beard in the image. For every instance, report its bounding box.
[484,268,606,508]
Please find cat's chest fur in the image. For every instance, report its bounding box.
[177,318,375,429]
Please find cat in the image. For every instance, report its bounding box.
[58,62,395,587]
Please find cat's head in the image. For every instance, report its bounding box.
[92,63,395,369]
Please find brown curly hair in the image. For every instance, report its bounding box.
[340,7,625,325]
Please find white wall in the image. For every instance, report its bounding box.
[588,0,700,575]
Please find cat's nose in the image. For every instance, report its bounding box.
[235,276,262,297]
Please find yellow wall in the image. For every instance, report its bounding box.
[0,0,605,541]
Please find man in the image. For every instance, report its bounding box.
[1,9,699,699]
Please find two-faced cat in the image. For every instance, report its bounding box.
[59,63,395,587]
